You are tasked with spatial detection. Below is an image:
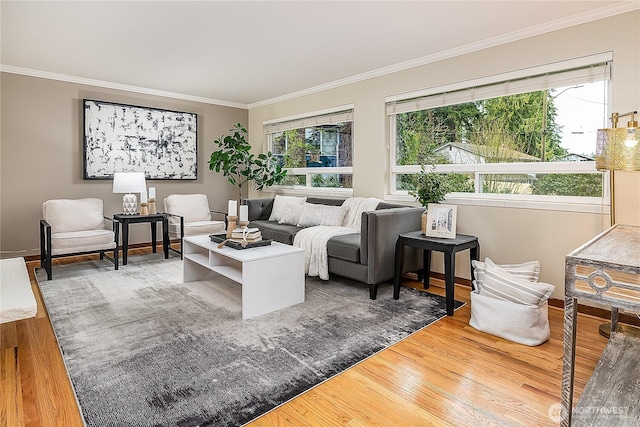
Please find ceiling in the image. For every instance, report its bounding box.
[2,1,638,108]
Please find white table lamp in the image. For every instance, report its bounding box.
[113,172,147,215]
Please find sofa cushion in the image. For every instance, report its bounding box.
[247,198,274,220]
[268,195,306,222]
[327,233,361,263]
[278,203,305,226]
[297,203,347,227]
[249,219,302,245]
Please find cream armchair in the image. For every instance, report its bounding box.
[163,194,226,259]
[40,198,119,280]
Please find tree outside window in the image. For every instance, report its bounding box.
[395,81,605,198]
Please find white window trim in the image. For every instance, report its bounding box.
[385,192,609,214]
[268,186,354,199]
[386,54,612,214]
[385,52,612,104]
[263,104,354,127]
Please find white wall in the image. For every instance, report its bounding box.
[248,11,640,299]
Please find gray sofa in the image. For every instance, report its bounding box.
[245,197,423,299]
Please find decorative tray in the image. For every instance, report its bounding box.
[209,234,272,250]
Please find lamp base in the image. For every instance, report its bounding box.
[598,322,640,338]
[122,193,138,215]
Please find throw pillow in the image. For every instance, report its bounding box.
[297,203,347,227]
[472,258,540,286]
[268,195,306,222]
[480,258,554,306]
[278,202,305,226]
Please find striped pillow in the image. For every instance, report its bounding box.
[480,258,554,306]
[472,258,540,289]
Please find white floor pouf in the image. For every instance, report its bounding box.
[0,257,37,323]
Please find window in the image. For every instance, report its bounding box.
[386,54,611,211]
[265,107,353,191]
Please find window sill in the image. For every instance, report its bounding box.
[385,193,609,214]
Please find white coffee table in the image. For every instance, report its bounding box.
[182,235,305,319]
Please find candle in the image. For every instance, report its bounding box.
[148,187,156,199]
[228,200,237,216]
[140,190,148,203]
[239,205,248,222]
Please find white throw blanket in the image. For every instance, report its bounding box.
[294,197,382,280]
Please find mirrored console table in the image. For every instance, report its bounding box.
[561,224,640,426]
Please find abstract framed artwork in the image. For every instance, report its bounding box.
[83,99,197,180]
[425,203,457,238]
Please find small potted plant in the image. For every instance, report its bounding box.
[408,165,449,234]
[208,123,287,203]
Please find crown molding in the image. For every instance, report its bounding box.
[2,2,637,110]
[0,65,248,110]
[248,2,639,109]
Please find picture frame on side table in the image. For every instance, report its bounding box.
[425,203,457,239]
[83,99,198,180]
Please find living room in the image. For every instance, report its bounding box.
[1,1,639,426]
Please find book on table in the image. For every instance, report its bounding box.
[231,228,261,239]
[230,236,262,243]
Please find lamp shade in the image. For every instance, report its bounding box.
[596,127,640,171]
[112,172,147,193]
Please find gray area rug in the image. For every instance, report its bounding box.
[36,254,463,426]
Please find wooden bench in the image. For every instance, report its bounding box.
[0,258,37,323]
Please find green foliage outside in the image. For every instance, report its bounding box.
[531,174,602,197]
[396,91,566,165]
[396,90,602,197]
[312,174,342,188]
[208,123,287,202]
[282,129,310,168]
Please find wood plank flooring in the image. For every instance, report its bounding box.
[1,248,608,426]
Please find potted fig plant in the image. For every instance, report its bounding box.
[408,165,449,234]
[208,123,287,203]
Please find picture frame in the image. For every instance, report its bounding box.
[83,99,198,180]
[425,204,457,239]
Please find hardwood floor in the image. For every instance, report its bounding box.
[1,248,608,426]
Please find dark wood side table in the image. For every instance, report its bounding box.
[394,230,479,316]
[113,213,169,265]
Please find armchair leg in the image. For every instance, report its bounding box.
[180,218,184,260]
[40,221,53,280]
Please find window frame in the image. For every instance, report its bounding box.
[265,105,354,196]
[386,53,612,214]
